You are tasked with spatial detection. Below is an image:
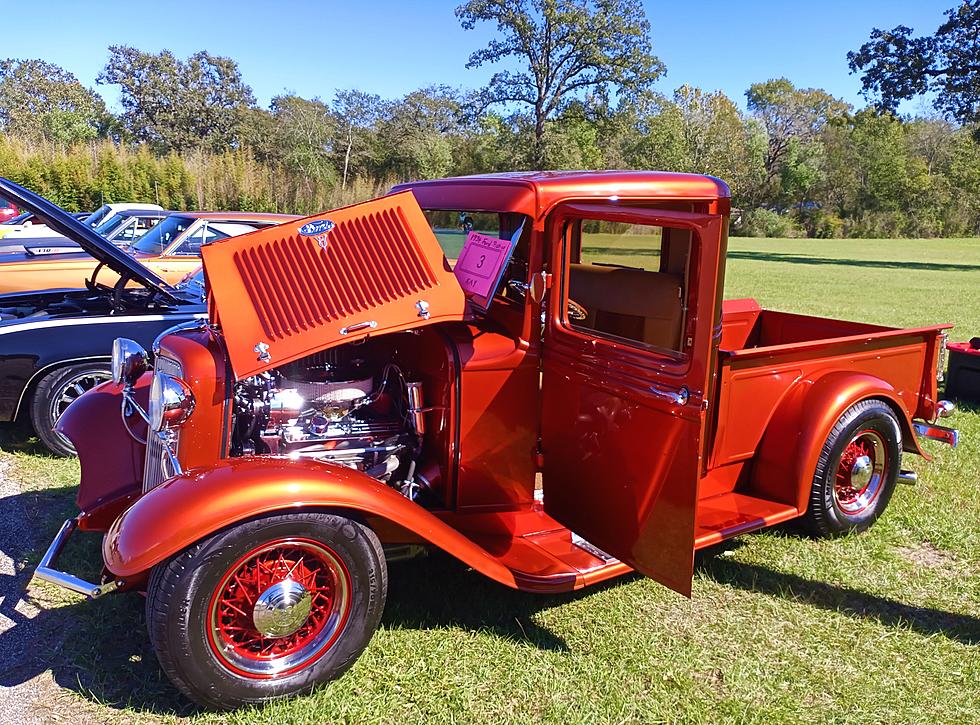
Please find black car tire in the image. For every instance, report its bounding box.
[802,399,902,537]
[146,512,387,710]
[30,362,111,456]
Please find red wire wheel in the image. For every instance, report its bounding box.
[832,429,888,516]
[206,538,352,679]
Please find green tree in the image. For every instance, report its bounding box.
[0,59,108,144]
[746,78,849,203]
[99,46,255,153]
[268,95,336,186]
[331,90,383,189]
[456,0,664,167]
[377,86,464,181]
[848,1,980,128]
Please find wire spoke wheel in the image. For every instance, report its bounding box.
[207,538,352,679]
[833,429,888,515]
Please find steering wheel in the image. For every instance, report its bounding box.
[567,298,588,321]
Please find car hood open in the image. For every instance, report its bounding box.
[0,177,178,302]
[202,191,468,379]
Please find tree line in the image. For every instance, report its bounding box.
[2,0,980,238]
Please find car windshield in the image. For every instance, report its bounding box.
[85,205,113,228]
[93,214,129,237]
[3,212,32,225]
[131,215,194,254]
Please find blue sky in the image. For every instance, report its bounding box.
[1,1,954,112]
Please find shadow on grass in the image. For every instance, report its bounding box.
[0,421,48,455]
[699,554,980,646]
[726,250,980,273]
[1,478,975,716]
[0,481,634,715]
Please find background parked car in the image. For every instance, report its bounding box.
[0,196,17,223]
[1,208,172,254]
[0,178,210,455]
[0,202,163,242]
[0,210,297,293]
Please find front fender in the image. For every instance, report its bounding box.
[750,371,924,512]
[103,456,521,589]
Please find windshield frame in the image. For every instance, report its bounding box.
[131,215,198,255]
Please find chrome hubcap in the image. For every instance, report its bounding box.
[849,454,873,490]
[252,579,312,638]
[834,430,888,515]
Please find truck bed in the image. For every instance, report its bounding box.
[699,298,948,504]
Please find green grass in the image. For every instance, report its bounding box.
[2,237,979,723]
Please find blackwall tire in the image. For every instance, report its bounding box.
[146,512,387,710]
[802,399,902,537]
[30,362,111,456]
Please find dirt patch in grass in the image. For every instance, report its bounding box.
[894,542,959,571]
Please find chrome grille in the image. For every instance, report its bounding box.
[143,355,183,493]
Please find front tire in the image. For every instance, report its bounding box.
[802,399,902,537]
[146,512,387,710]
[30,362,111,456]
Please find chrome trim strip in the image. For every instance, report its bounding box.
[33,518,122,598]
[913,422,959,448]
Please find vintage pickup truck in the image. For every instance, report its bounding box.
[36,171,958,709]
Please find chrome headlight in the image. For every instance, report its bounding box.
[149,372,195,431]
[111,338,149,386]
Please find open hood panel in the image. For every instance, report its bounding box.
[0,177,176,300]
[202,191,467,379]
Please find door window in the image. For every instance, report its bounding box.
[562,219,691,357]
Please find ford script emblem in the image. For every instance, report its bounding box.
[299,219,335,237]
[299,219,335,249]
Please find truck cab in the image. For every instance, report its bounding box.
[40,171,957,709]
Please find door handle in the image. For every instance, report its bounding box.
[649,384,689,406]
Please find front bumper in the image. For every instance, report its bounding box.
[33,518,122,598]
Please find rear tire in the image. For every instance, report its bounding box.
[802,399,901,537]
[146,512,387,710]
[30,362,111,456]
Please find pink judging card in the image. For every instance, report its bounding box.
[453,231,516,307]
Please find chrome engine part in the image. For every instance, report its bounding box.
[230,347,427,498]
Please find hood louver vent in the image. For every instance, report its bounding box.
[202,191,467,379]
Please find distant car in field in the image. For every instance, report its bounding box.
[1,208,172,254]
[0,210,298,293]
[0,196,17,223]
[0,202,163,243]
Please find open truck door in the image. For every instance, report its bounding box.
[540,203,726,595]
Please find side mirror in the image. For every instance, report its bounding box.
[111,338,149,387]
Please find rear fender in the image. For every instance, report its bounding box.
[103,456,520,589]
[749,371,924,512]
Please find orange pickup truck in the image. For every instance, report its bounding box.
[38,171,957,709]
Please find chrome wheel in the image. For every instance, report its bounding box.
[834,429,888,515]
[48,370,111,427]
[207,538,352,678]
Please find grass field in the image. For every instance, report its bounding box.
[1,236,979,724]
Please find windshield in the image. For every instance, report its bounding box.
[3,212,32,225]
[85,205,112,228]
[132,215,194,254]
[93,213,129,237]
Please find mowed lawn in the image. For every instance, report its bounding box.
[1,236,979,724]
